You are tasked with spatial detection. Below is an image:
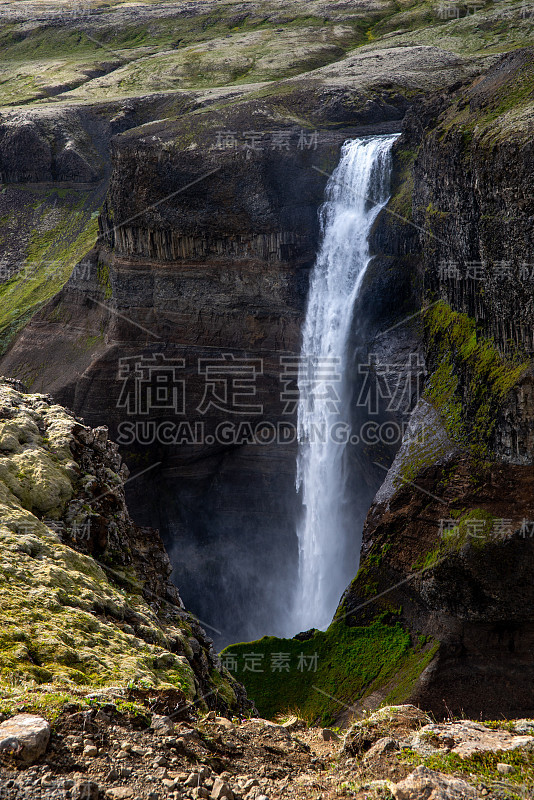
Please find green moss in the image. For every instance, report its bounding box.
[97,261,113,299]
[208,668,238,710]
[0,0,531,107]
[384,640,439,705]
[423,301,529,457]
[464,51,534,134]
[0,687,153,728]
[412,508,496,570]
[387,147,418,222]
[0,382,212,696]
[0,196,100,355]
[365,541,393,571]
[431,46,534,147]
[222,616,435,725]
[401,746,534,796]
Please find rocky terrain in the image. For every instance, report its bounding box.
[1,703,534,799]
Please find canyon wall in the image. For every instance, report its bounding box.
[1,34,512,672]
[0,100,407,646]
[338,47,534,718]
[222,48,534,722]
[1,51,443,644]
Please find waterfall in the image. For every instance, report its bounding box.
[292,134,399,633]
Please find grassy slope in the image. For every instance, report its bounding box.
[0,1,531,107]
[0,185,104,354]
[222,618,438,725]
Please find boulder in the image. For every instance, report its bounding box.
[281,716,305,731]
[497,763,514,775]
[410,720,534,758]
[363,736,399,760]
[513,720,534,735]
[0,714,51,765]
[150,715,175,735]
[73,781,99,800]
[211,777,234,799]
[392,766,477,800]
[321,728,339,742]
[106,788,133,800]
[343,705,431,756]
[214,717,235,731]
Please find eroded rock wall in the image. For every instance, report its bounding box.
[337,48,534,718]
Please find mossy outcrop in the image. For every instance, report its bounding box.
[221,618,438,726]
[0,378,245,714]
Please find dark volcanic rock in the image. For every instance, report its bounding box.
[340,444,534,718]
[0,81,409,644]
[337,50,534,719]
[404,49,534,462]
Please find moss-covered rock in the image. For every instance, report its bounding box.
[0,378,245,713]
[422,300,529,459]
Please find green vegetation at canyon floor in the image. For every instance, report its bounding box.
[222,617,438,725]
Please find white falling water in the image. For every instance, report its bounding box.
[293,134,399,633]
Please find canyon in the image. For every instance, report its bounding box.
[1,1,534,784]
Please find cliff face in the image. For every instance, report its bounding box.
[409,47,534,463]
[221,49,534,723]
[0,8,482,645]
[0,94,198,354]
[337,48,534,718]
[0,72,419,645]
[0,376,245,711]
